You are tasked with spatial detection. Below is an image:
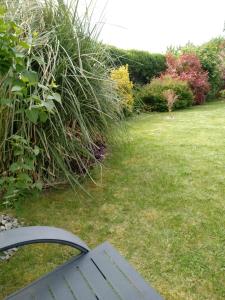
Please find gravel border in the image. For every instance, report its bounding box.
[0,214,22,261]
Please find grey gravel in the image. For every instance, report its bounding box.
[0,214,22,261]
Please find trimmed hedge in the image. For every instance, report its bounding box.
[139,76,194,112]
[107,46,166,85]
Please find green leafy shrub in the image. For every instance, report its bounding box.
[140,76,194,112]
[107,46,166,85]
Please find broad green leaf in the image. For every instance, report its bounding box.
[15,51,25,58]
[21,70,38,85]
[25,108,39,124]
[46,95,55,100]
[30,95,42,103]
[52,92,62,104]
[11,85,23,92]
[18,41,30,49]
[43,99,55,111]
[39,111,48,123]
[38,83,49,91]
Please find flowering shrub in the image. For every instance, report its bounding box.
[168,38,225,98]
[140,75,194,112]
[165,53,210,104]
[110,65,134,113]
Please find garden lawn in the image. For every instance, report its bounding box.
[1,101,225,300]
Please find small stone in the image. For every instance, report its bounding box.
[1,219,7,225]
[5,223,12,230]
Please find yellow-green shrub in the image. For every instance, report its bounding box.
[110,65,134,113]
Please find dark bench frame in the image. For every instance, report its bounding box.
[0,226,163,300]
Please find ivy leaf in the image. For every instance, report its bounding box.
[25,109,39,124]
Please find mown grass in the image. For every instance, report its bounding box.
[1,100,225,300]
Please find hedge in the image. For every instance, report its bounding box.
[107,46,166,85]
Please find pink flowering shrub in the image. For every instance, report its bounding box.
[165,53,210,104]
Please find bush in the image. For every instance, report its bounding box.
[110,65,134,114]
[165,53,210,104]
[197,38,225,98]
[167,39,225,99]
[0,1,121,206]
[140,76,194,112]
[107,46,166,85]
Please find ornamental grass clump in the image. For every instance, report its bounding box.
[0,0,120,205]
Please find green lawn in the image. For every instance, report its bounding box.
[1,101,225,300]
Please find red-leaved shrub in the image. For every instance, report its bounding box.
[165,53,210,104]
